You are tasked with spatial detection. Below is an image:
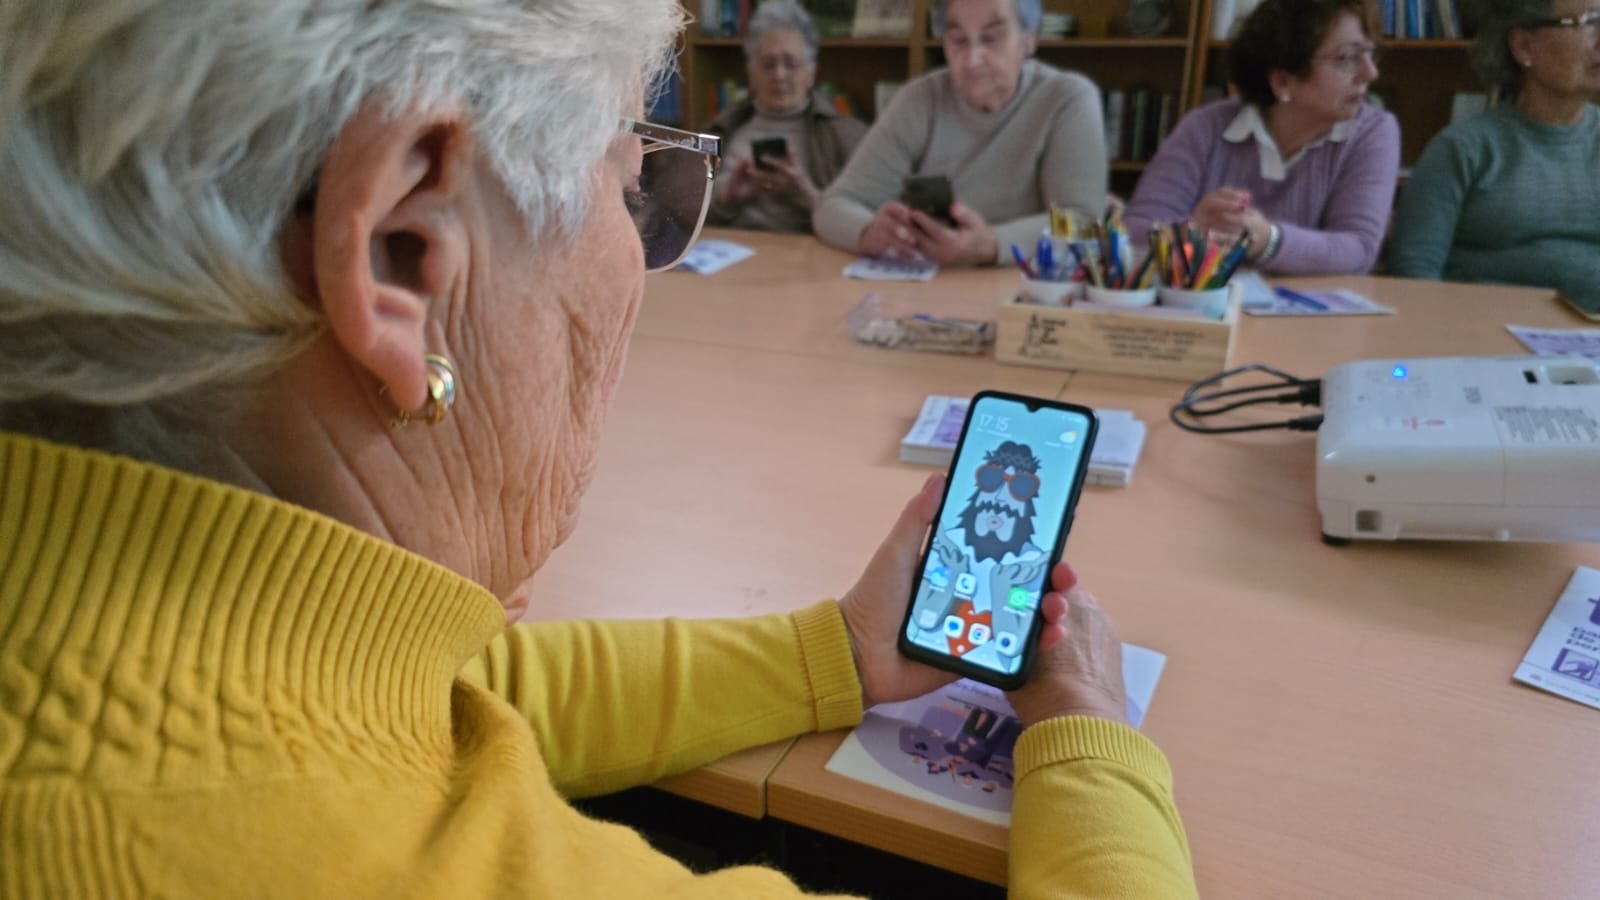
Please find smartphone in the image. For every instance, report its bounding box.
[751,136,788,172]
[900,175,955,226]
[898,392,1098,690]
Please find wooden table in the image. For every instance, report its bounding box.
[536,231,1600,896]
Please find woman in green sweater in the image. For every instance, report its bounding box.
[1388,0,1600,310]
[0,0,1197,897]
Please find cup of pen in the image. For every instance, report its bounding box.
[1016,236,1080,305]
[1081,245,1155,307]
[1158,284,1230,318]
[1022,274,1078,306]
[1085,283,1157,307]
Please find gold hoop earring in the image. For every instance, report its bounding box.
[389,353,458,428]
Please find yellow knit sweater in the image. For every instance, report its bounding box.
[0,432,1196,898]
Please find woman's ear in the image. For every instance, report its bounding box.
[1267,69,1293,103]
[1506,28,1534,69]
[306,99,475,412]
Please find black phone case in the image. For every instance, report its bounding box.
[751,137,788,172]
[900,176,955,226]
[895,391,1099,690]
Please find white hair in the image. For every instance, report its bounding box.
[0,0,682,465]
[743,1,820,62]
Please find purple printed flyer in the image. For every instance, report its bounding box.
[824,643,1166,825]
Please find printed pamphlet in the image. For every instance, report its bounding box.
[824,644,1167,825]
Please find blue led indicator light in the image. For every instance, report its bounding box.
[1392,365,1408,379]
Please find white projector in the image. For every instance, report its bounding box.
[1317,355,1600,543]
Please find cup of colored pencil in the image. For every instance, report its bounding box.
[1151,224,1251,318]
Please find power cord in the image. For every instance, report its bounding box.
[1169,363,1324,434]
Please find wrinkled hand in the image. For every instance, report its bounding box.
[909,201,998,267]
[1190,188,1272,258]
[1190,187,1251,235]
[838,474,960,709]
[756,150,820,211]
[1006,562,1130,728]
[859,201,921,260]
[712,157,759,211]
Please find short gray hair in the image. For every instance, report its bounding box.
[1466,0,1552,98]
[0,0,682,468]
[931,0,1044,37]
[743,1,821,62]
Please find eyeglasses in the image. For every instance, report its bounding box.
[1315,44,1380,72]
[753,55,811,75]
[1521,9,1600,34]
[976,465,1040,501]
[618,118,720,272]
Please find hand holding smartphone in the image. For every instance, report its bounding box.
[751,136,789,172]
[897,392,1098,689]
[900,175,955,227]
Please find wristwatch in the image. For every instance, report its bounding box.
[1257,222,1283,263]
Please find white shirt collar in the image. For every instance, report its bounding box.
[1221,103,1357,181]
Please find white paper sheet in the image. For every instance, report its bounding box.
[1508,325,1600,361]
[676,239,754,275]
[1514,566,1600,711]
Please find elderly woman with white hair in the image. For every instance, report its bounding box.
[0,1,1196,897]
[705,0,868,232]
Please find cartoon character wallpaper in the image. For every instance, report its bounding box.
[906,439,1054,675]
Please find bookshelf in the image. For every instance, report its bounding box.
[676,0,1204,191]
[1189,0,1483,167]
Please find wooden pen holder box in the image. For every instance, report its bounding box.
[993,285,1241,381]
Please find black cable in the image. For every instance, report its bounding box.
[1169,363,1323,435]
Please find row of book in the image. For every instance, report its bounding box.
[1103,87,1175,164]
[1212,0,1466,39]
[698,0,913,39]
[1379,0,1467,39]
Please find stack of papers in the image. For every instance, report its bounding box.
[900,396,1149,487]
[823,645,1166,825]
[1087,409,1148,488]
[843,255,939,282]
[899,395,970,465]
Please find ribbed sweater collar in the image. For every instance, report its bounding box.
[0,431,505,785]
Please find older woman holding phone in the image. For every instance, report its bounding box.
[1124,0,1400,274]
[0,1,1196,896]
[813,0,1107,267]
[705,0,868,232]
[1388,0,1600,310]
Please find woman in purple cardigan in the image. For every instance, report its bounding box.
[1124,0,1400,274]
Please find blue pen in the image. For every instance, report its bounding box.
[1274,286,1328,311]
[1011,244,1037,278]
[1036,237,1055,281]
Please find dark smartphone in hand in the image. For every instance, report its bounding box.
[900,175,955,227]
[897,392,1098,690]
[751,136,788,172]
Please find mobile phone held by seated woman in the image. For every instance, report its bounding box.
[900,175,954,227]
[751,136,788,172]
[898,392,1098,690]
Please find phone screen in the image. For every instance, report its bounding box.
[902,394,1096,683]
